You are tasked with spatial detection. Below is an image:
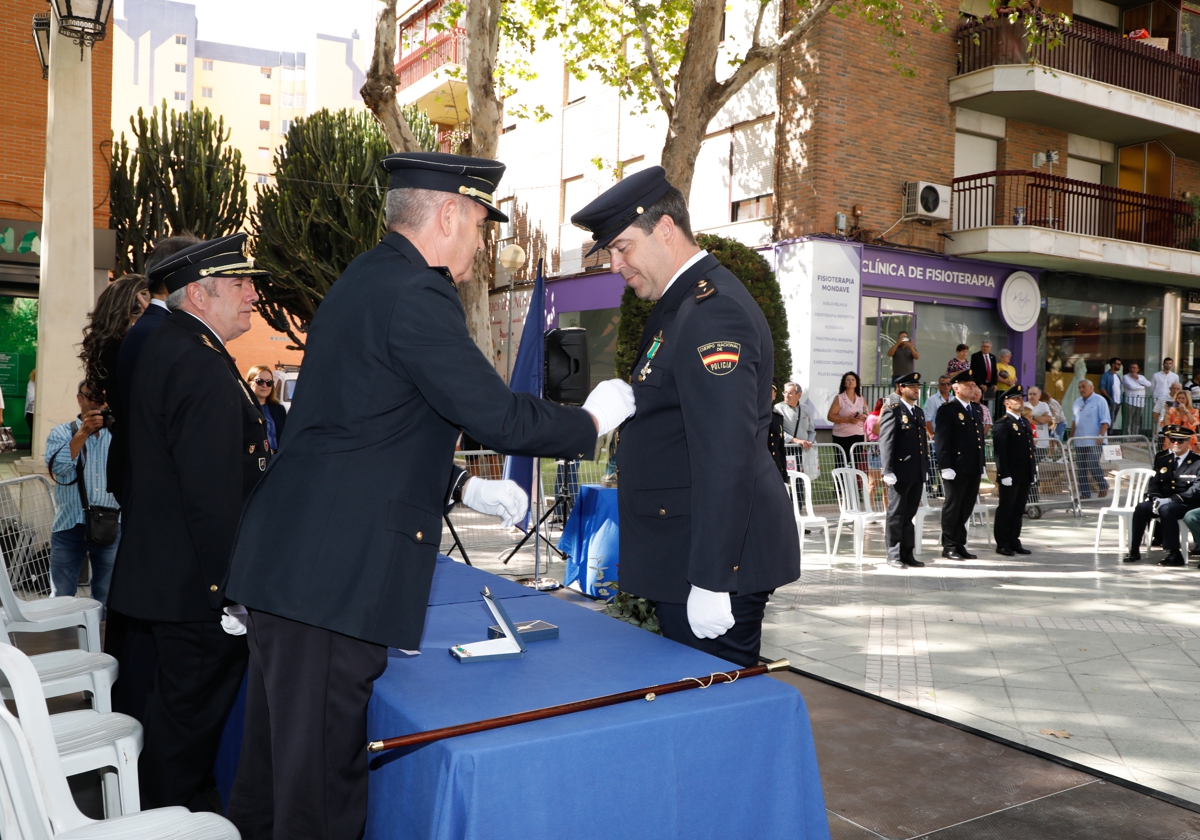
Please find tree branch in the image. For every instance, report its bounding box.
[631,0,674,117]
[750,0,770,48]
[360,0,425,153]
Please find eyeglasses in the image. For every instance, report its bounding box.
[252,378,274,387]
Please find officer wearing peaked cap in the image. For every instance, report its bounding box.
[992,384,1037,556]
[935,369,986,560]
[1126,424,1200,566]
[106,232,273,810]
[223,152,634,840]
[572,166,800,668]
[879,372,930,569]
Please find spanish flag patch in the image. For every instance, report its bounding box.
[698,341,741,375]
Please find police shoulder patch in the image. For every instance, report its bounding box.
[694,278,718,303]
[697,341,740,375]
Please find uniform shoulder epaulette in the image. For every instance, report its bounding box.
[694,278,718,303]
[197,332,220,352]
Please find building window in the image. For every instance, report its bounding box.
[731,194,774,222]
[202,59,213,71]
[258,147,270,159]
[201,86,213,98]
[561,176,590,224]
[564,68,585,106]
[498,198,515,240]
[260,120,270,131]
[260,94,271,105]
[730,119,775,222]
[175,34,187,45]
[174,63,186,73]
[174,91,186,101]
[261,67,272,79]
[280,119,293,133]
[257,174,270,185]
[282,93,307,108]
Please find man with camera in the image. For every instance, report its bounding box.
[887,331,919,378]
[44,382,120,607]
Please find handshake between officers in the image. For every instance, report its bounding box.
[221,152,636,840]
[1125,424,1200,567]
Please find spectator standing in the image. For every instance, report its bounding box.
[923,375,951,445]
[995,349,1016,416]
[1025,386,1054,448]
[971,340,999,400]
[1122,362,1152,435]
[947,344,970,377]
[25,369,35,442]
[45,383,119,608]
[1098,358,1122,430]
[1152,358,1180,430]
[775,382,815,448]
[864,398,886,505]
[826,371,866,461]
[1188,369,1200,404]
[887,331,919,377]
[246,365,286,454]
[1046,393,1067,439]
[768,385,788,482]
[1071,379,1111,499]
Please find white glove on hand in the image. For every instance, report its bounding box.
[941,468,957,481]
[1001,477,1013,487]
[583,379,636,436]
[462,478,529,529]
[883,473,897,486]
[686,585,735,639]
[221,605,248,636]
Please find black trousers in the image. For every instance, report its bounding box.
[105,607,159,725]
[655,591,772,668]
[139,619,248,810]
[886,481,923,563]
[994,482,1031,550]
[1131,499,1190,553]
[941,472,981,550]
[227,610,388,840]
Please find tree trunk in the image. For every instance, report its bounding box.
[361,0,426,154]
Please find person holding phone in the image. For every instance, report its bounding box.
[887,331,919,377]
[827,371,866,461]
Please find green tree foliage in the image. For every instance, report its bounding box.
[250,108,437,348]
[614,234,791,385]
[0,299,38,355]
[110,101,248,276]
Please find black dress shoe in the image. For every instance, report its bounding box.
[958,549,978,559]
[1158,553,1186,567]
[942,549,965,560]
[1013,546,1032,555]
[887,558,907,569]
[1122,552,1141,563]
[904,558,926,568]
[997,548,1015,556]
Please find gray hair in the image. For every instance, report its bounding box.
[999,348,1012,359]
[166,277,219,310]
[385,187,475,234]
[784,381,801,393]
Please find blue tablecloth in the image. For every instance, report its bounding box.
[558,484,619,597]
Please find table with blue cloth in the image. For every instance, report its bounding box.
[558,484,619,597]
[217,556,830,839]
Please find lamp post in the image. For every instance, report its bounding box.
[32,13,50,80]
[50,0,115,57]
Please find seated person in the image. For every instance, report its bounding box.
[1126,425,1200,567]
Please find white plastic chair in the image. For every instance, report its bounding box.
[0,644,141,820]
[0,703,237,839]
[1093,468,1155,552]
[912,488,938,558]
[831,468,886,562]
[0,545,102,653]
[0,630,116,714]
[788,471,831,555]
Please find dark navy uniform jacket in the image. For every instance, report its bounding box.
[934,398,986,474]
[225,233,596,651]
[992,411,1037,485]
[108,310,271,623]
[1149,448,1200,501]
[107,300,168,503]
[617,253,800,604]
[877,399,929,484]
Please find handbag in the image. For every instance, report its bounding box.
[53,421,120,546]
[0,427,15,454]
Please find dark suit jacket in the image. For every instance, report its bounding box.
[878,399,929,485]
[108,311,271,623]
[992,411,1037,484]
[260,400,287,451]
[107,301,169,503]
[934,398,986,474]
[617,254,800,604]
[970,351,998,389]
[225,233,597,650]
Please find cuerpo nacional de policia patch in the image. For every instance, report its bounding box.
[698,341,741,375]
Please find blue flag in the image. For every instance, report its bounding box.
[501,259,546,531]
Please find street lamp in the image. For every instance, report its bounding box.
[50,0,114,58]
[32,12,50,80]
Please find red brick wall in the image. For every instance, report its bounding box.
[998,120,1068,171]
[0,1,112,229]
[1175,156,1200,198]
[775,0,960,252]
[225,311,304,371]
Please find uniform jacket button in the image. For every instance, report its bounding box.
[210,584,218,592]
[733,565,739,571]
[416,531,423,541]
[659,508,666,516]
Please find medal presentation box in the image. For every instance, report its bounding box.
[488,619,559,642]
[450,588,529,663]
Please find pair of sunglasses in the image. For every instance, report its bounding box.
[252,378,274,387]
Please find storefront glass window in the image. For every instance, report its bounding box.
[860,296,879,386]
[1042,298,1161,403]
[913,303,1007,382]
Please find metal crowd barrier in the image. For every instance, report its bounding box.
[0,476,56,599]
[1066,435,1153,514]
[1026,438,1077,518]
[785,443,846,517]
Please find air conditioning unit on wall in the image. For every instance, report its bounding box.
[903,181,952,222]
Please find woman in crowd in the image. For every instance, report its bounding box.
[1161,388,1199,449]
[947,344,970,377]
[827,371,866,461]
[864,398,886,505]
[25,368,35,442]
[246,364,287,454]
[79,274,149,408]
[996,349,1016,392]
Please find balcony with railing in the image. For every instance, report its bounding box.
[951,15,1200,156]
[395,27,468,92]
[944,170,1200,282]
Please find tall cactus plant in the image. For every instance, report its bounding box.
[109,101,248,276]
[250,107,436,348]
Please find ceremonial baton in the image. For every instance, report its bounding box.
[367,658,790,753]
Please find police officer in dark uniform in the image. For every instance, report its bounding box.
[571,167,800,668]
[106,233,271,810]
[935,370,986,560]
[879,372,929,569]
[223,152,633,840]
[1126,425,1200,566]
[992,384,1037,556]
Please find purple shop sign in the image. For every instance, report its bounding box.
[544,272,627,328]
[859,245,1039,300]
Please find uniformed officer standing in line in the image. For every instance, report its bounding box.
[1125,425,1200,566]
[992,385,1037,556]
[879,372,929,569]
[571,167,800,668]
[106,233,271,810]
[935,370,986,560]
[223,152,634,840]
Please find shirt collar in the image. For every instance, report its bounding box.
[1007,410,1020,419]
[150,298,168,311]
[660,250,709,298]
[180,310,225,345]
[957,396,972,409]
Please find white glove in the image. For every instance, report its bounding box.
[941,468,956,481]
[686,585,735,639]
[221,605,248,636]
[461,478,529,528]
[1001,477,1013,486]
[583,379,636,436]
[883,473,897,486]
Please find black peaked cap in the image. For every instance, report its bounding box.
[570,166,675,256]
[148,232,268,295]
[381,152,508,222]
